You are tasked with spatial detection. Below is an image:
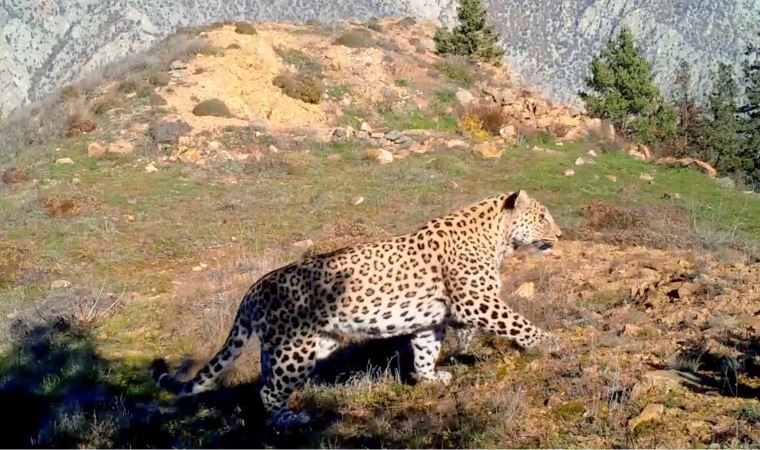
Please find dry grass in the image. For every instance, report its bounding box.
[457,101,507,137]
[272,73,324,104]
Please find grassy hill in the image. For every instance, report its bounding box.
[1,18,759,448]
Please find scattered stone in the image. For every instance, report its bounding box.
[268,145,279,154]
[473,142,503,159]
[149,119,192,145]
[291,239,314,252]
[620,323,641,336]
[606,175,617,182]
[351,196,365,206]
[327,154,342,161]
[360,121,372,133]
[555,142,564,147]
[207,141,222,152]
[564,169,575,176]
[450,181,460,189]
[87,142,106,158]
[372,149,394,165]
[455,88,475,107]
[574,157,586,166]
[2,167,30,185]
[630,370,706,400]
[628,403,665,432]
[169,60,188,71]
[370,131,385,139]
[144,163,159,173]
[56,158,74,165]
[662,192,681,199]
[446,139,468,149]
[514,282,535,299]
[499,125,516,139]
[107,139,134,155]
[640,173,654,182]
[384,130,403,141]
[50,279,71,290]
[587,149,598,157]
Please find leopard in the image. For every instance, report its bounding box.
[151,190,563,429]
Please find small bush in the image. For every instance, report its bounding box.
[192,98,233,117]
[149,93,167,107]
[273,74,323,104]
[234,22,258,35]
[305,18,323,27]
[275,47,322,76]
[149,119,192,145]
[433,57,475,88]
[434,0,504,63]
[367,18,383,32]
[457,102,506,136]
[148,72,171,86]
[334,30,374,48]
[395,17,417,28]
[226,43,241,50]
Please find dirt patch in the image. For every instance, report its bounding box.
[40,195,91,217]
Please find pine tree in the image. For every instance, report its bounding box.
[672,59,700,154]
[434,0,504,63]
[694,63,747,177]
[579,27,676,145]
[742,37,760,188]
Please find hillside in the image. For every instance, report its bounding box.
[1,18,760,448]
[2,0,759,113]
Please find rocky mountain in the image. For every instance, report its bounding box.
[1,0,758,114]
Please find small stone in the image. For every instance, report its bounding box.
[56,158,74,165]
[351,196,365,206]
[662,192,681,199]
[628,403,665,431]
[499,125,516,139]
[564,169,575,176]
[192,266,203,272]
[327,154,342,161]
[445,139,468,149]
[606,175,618,182]
[356,130,369,139]
[50,280,71,289]
[574,157,586,166]
[170,60,188,70]
[72,177,81,184]
[374,149,394,165]
[291,239,314,252]
[87,142,105,158]
[514,282,535,299]
[208,141,222,151]
[620,324,641,336]
[144,163,159,173]
[268,145,279,153]
[360,121,372,132]
[384,130,402,141]
[555,142,564,147]
[587,149,598,157]
[455,88,475,107]
[370,131,385,139]
[640,173,654,181]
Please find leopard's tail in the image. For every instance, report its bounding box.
[150,300,255,397]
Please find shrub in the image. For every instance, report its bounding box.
[367,18,383,32]
[226,43,241,50]
[457,101,507,138]
[234,22,257,35]
[192,98,233,117]
[334,30,374,48]
[273,74,323,104]
[148,72,171,86]
[433,57,476,88]
[434,0,504,63]
[149,93,167,107]
[275,47,322,76]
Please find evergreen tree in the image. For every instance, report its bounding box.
[694,63,747,177]
[672,59,700,154]
[742,38,760,187]
[579,27,676,144]
[434,0,504,63]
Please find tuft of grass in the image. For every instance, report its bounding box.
[433,56,476,88]
[275,47,322,76]
[148,72,171,87]
[273,74,324,104]
[334,30,374,48]
[457,102,507,136]
[192,98,233,117]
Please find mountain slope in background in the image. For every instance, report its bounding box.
[1,0,758,113]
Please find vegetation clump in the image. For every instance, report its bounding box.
[192,98,233,117]
[334,30,374,48]
[273,74,324,104]
[434,0,504,63]
[234,22,257,35]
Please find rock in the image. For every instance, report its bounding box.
[351,196,365,206]
[50,280,71,290]
[514,282,535,299]
[455,88,475,107]
[630,370,706,400]
[564,169,575,176]
[620,323,641,336]
[687,420,712,443]
[107,139,134,154]
[600,121,616,141]
[291,239,314,252]
[640,173,654,182]
[207,141,222,151]
[193,98,233,118]
[606,175,618,182]
[587,149,598,157]
[473,142,503,159]
[268,145,279,154]
[251,120,268,133]
[360,121,372,133]
[170,60,188,70]
[356,130,369,139]
[327,154,342,161]
[445,139,468,149]
[144,163,159,173]
[87,142,105,158]
[716,177,735,189]
[574,157,586,166]
[628,403,665,431]
[662,192,681,199]
[499,125,516,139]
[373,149,394,165]
[370,131,385,139]
[149,119,192,145]
[1,167,30,185]
[55,158,74,165]
[384,130,403,141]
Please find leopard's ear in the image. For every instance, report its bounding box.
[504,190,529,210]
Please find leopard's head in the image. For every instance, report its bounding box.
[503,190,562,254]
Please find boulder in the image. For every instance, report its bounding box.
[628,403,665,432]
[472,142,503,159]
[87,142,106,158]
[455,89,475,107]
[107,139,134,155]
[656,157,717,177]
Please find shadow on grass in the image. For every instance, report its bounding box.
[1,318,481,448]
